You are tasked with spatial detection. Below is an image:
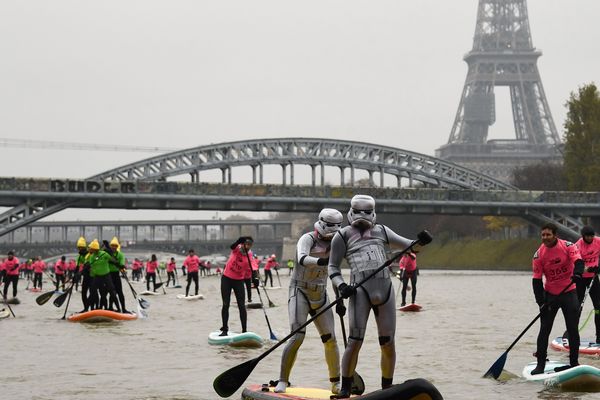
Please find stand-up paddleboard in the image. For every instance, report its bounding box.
[523,360,600,391]
[247,301,263,309]
[241,378,443,400]
[139,290,160,296]
[263,286,282,290]
[176,294,204,300]
[551,336,600,356]
[208,331,263,348]
[3,297,20,305]
[398,303,422,312]
[68,309,138,323]
[0,309,10,320]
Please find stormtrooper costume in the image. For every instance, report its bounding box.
[328,195,413,398]
[275,208,344,394]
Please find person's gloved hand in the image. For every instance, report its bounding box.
[317,257,329,266]
[338,283,356,299]
[335,300,346,317]
[571,272,583,283]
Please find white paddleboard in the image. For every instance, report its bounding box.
[208,331,263,348]
[176,294,204,300]
[0,308,10,320]
[139,290,160,296]
[523,360,600,391]
[263,286,282,290]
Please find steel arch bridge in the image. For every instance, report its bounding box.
[0,138,585,239]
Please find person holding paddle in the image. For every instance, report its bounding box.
[530,222,585,374]
[274,208,343,394]
[263,255,278,288]
[2,251,20,300]
[107,237,130,314]
[54,256,68,292]
[146,254,159,292]
[87,239,119,311]
[32,256,46,290]
[398,252,418,307]
[75,237,92,312]
[166,257,177,287]
[219,236,254,337]
[328,195,418,398]
[183,249,201,297]
[575,225,600,344]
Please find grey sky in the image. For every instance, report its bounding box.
[0,1,598,220]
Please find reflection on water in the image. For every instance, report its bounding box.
[2,270,599,399]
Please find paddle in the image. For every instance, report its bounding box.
[2,294,16,318]
[483,280,575,380]
[156,269,167,295]
[335,292,365,395]
[564,267,599,336]
[121,271,150,310]
[213,231,432,398]
[53,282,75,307]
[245,252,277,340]
[259,279,276,308]
[61,286,74,319]
[275,267,282,287]
[36,289,59,306]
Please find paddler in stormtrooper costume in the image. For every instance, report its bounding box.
[328,195,420,398]
[274,208,344,394]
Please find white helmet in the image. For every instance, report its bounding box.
[314,208,343,240]
[347,194,376,229]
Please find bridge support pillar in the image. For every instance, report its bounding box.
[380,167,384,187]
[320,162,325,186]
[221,168,227,184]
[8,231,14,243]
[43,227,49,242]
[290,163,294,185]
[350,165,355,185]
[115,226,120,240]
[133,226,138,243]
[252,165,257,184]
[281,164,287,186]
[259,163,264,184]
[61,227,67,242]
[396,175,401,187]
[150,226,155,241]
[339,167,345,186]
[167,226,173,241]
[26,227,32,243]
[184,226,190,242]
[369,170,374,186]
[311,165,316,186]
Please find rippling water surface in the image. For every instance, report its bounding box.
[3,269,599,400]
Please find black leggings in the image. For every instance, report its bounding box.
[33,272,43,289]
[264,270,273,287]
[537,290,580,365]
[186,271,199,296]
[401,273,417,304]
[3,275,18,298]
[89,274,117,311]
[221,275,247,333]
[167,271,176,286]
[109,271,126,312]
[146,273,156,291]
[55,274,65,291]
[81,270,91,311]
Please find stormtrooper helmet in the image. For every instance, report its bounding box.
[314,208,343,240]
[347,195,376,229]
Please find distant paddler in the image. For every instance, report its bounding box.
[54,256,68,291]
[2,251,20,300]
[32,256,46,290]
[183,249,201,297]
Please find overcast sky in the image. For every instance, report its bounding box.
[1,0,598,221]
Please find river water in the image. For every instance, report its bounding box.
[2,268,599,400]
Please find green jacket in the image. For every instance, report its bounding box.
[88,250,113,277]
[109,250,125,273]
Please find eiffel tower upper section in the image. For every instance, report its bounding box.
[436,0,561,183]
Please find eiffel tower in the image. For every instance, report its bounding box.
[435,0,562,183]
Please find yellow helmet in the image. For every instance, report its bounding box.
[110,236,120,247]
[77,237,87,248]
[89,239,100,251]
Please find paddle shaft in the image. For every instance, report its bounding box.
[3,294,16,318]
[503,280,574,355]
[156,268,167,294]
[245,252,277,339]
[249,241,419,364]
[275,268,282,287]
[259,279,276,307]
[61,286,73,319]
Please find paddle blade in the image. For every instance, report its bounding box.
[213,358,259,398]
[154,282,164,290]
[352,372,365,395]
[53,289,70,307]
[138,297,150,309]
[483,351,507,380]
[35,290,55,306]
[269,330,277,341]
